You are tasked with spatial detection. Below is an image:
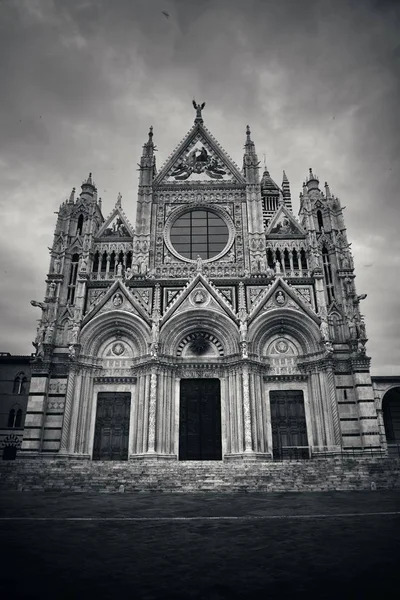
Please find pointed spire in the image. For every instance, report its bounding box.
[116,192,122,207]
[68,187,75,204]
[244,125,255,153]
[282,170,292,209]
[98,197,102,211]
[142,125,155,158]
[324,181,331,198]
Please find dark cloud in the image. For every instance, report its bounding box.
[0,0,399,373]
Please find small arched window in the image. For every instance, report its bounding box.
[67,253,80,305]
[322,245,335,304]
[77,214,84,236]
[13,372,28,395]
[316,210,324,231]
[8,406,23,428]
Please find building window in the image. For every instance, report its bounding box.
[300,249,308,271]
[67,253,80,304]
[8,407,23,428]
[316,210,324,231]
[170,209,229,260]
[322,245,335,304]
[77,214,84,236]
[13,372,28,394]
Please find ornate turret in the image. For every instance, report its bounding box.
[138,126,156,187]
[80,173,96,201]
[243,125,260,184]
[306,167,320,192]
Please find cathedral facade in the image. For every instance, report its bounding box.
[21,104,382,461]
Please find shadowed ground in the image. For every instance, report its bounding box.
[1,491,399,599]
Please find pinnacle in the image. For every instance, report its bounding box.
[68,187,75,204]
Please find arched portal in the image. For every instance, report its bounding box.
[382,387,400,455]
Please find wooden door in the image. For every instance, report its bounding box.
[179,379,222,460]
[270,390,309,459]
[93,392,131,461]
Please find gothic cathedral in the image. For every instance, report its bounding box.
[22,103,380,461]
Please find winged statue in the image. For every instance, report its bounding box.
[192,99,206,120]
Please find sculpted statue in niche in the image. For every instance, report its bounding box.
[196,255,203,273]
[275,291,286,306]
[113,293,123,307]
[193,289,206,304]
[275,260,281,274]
[48,282,57,299]
[70,321,80,344]
[53,257,61,274]
[320,319,329,341]
[44,324,54,344]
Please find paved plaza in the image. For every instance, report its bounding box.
[1,491,399,599]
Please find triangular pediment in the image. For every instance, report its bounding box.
[161,272,238,325]
[248,277,319,324]
[153,123,246,186]
[58,305,75,323]
[266,205,306,237]
[96,200,134,239]
[72,201,90,217]
[328,300,344,317]
[82,280,151,327]
[68,236,84,253]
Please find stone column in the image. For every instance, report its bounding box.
[241,365,254,455]
[59,364,78,454]
[308,368,327,450]
[146,369,157,454]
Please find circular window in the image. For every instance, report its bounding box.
[169,209,229,260]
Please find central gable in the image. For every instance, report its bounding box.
[153,123,246,186]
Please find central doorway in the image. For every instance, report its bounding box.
[270,390,309,459]
[179,378,222,460]
[93,392,131,461]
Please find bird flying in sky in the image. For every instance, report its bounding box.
[162,11,170,19]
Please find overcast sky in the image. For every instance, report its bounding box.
[0,0,399,374]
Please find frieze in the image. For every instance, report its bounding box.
[93,241,133,254]
[47,400,65,411]
[48,380,67,394]
[263,374,308,382]
[94,377,137,384]
[156,190,245,203]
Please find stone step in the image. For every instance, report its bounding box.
[1,457,400,492]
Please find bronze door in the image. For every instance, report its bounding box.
[179,379,222,460]
[93,392,131,461]
[270,390,309,459]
